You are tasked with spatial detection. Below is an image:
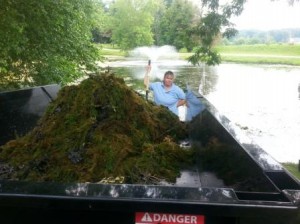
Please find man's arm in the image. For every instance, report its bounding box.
[176,86,186,107]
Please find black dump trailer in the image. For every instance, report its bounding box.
[0,85,299,224]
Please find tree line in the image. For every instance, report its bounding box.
[224,28,300,45]
[93,0,201,52]
[4,0,298,90]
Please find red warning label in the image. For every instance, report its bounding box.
[135,212,205,224]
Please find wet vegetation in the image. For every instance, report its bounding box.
[0,73,194,184]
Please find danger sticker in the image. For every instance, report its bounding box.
[135,212,205,224]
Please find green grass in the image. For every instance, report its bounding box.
[282,163,300,180]
[215,44,300,65]
[101,48,125,56]
[97,44,126,61]
[99,43,300,66]
[219,54,300,65]
[216,44,300,56]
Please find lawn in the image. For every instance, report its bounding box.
[215,44,300,56]
[215,44,300,65]
[283,163,300,180]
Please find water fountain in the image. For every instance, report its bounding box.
[109,45,189,80]
[129,45,179,62]
[129,45,180,80]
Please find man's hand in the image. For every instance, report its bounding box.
[177,99,186,107]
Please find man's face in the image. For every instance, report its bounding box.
[163,74,174,87]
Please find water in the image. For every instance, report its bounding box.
[106,49,300,164]
[205,64,300,164]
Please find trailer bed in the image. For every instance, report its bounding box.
[0,84,299,224]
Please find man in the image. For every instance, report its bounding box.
[144,65,186,117]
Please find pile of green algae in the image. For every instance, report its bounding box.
[0,73,194,184]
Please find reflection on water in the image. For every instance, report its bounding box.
[298,83,300,99]
[108,60,300,163]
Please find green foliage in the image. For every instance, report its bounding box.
[100,0,248,63]
[0,0,102,91]
[188,46,221,66]
[156,0,199,51]
[91,2,113,43]
[110,0,158,51]
[189,0,246,65]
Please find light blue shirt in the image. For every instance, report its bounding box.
[149,82,185,115]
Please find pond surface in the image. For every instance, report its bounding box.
[107,59,300,164]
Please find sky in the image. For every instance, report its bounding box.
[231,0,300,30]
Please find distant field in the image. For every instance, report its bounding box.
[100,44,300,66]
[215,44,300,65]
[215,44,300,56]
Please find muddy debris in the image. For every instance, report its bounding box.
[0,73,194,184]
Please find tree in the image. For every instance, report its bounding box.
[110,0,159,51]
[152,0,166,46]
[0,0,102,91]
[92,1,113,43]
[188,0,247,66]
[156,0,200,51]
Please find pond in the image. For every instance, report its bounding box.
[106,58,300,164]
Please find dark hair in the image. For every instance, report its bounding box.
[164,71,174,78]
